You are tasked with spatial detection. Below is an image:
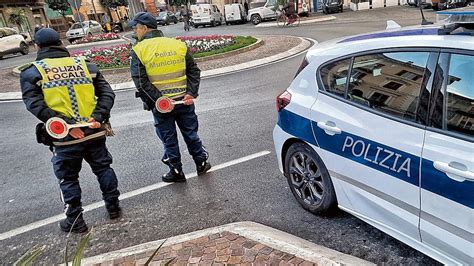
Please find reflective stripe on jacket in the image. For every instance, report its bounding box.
[132,37,188,99]
[32,57,96,122]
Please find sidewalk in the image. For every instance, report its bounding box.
[0,35,312,101]
[80,222,372,266]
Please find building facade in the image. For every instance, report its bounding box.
[0,0,49,39]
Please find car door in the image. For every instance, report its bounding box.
[311,50,437,243]
[420,52,474,265]
[263,0,277,18]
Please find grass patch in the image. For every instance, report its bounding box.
[193,36,258,58]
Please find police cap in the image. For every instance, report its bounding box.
[128,12,157,29]
[34,28,61,47]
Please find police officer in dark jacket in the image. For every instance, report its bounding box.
[20,28,121,233]
[129,12,211,182]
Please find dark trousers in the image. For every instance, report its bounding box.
[152,104,207,170]
[52,137,120,217]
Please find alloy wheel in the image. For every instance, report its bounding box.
[288,151,324,206]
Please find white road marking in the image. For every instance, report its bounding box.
[0,150,271,241]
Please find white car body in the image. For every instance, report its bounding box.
[190,4,224,27]
[0,27,28,59]
[66,20,103,43]
[224,3,247,24]
[273,19,473,265]
[247,0,278,25]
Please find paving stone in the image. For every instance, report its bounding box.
[244,248,258,257]
[198,260,214,266]
[171,243,183,251]
[194,236,210,244]
[299,261,316,266]
[215,238,229,245]
[227,255,243,264]
[204,246,217,254]
[216,242,230,250]
[251,243,266,252]
[217,247,231,256]
[242,240,259,249]
[209,233,221,240]
[242,255,256,263]
[189,256,202,263]
[260,246,274,255]
[256,254,270,261]
[215,254,230,262]
[281,253,295,261]
[204,240,217,247]
[202,252,217,260]
[289,257,305,265]
[224,232,240,241]
[230,246,244,256]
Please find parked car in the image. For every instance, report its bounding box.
[0,27,29,59]
[408,0,433,7]
[322,0,343,13]
[224,3,247,25]
[156,11,178,25]
[273,8,474,265]
[431,0,468,10]
[66,20,104,43]
[247,0,278,25]
[190,4,224,27]
[175,11,183,22]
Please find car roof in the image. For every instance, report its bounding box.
[306,24,473,61]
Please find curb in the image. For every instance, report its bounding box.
[194,37,264,62]
[65,38,126,49]
[0,36,314,102]
[78,221,373,266]
[255,16,336,27]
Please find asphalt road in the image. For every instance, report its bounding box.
[0,6,440,264]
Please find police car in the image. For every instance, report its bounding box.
[273,8,473,265]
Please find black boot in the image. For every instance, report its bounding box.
[162,168,186,183]
[106,201,122,220]
[197,160,211,176]
[59,213,88,234]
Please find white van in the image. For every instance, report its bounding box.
[190,4,224,28]
[224,4,247,24]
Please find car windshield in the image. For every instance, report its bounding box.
[71,23,85,29]
[250,1,266,8]
[159,12,167,17]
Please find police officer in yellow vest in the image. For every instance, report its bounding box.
[20,28,121,234]
[129,12,211,182]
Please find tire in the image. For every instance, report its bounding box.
[211,20,216,27]
[19,42,29,55]
[284,142,338,215]
[194,25,199,28]
[251,14,262,25]
[277,15,287,27]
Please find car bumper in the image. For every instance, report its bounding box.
[273,124,291,174]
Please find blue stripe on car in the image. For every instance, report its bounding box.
[277,109,474,208]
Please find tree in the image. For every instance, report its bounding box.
[100,0,129,8]
[8,9,29,32]
[45,0,71,18]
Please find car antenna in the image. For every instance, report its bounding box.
[420,4,433,25]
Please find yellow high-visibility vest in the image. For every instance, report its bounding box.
[133,37,188,99]
[33,57,96,122]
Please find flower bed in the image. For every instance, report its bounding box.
[72,33,121,45]
[176,35,235,54]
[71,35,255,69]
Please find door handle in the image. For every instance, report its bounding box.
[317,121,341,136]
[433,161,474,182]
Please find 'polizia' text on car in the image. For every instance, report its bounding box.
[273,8,473,265]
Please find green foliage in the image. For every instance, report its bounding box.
[71,231,92,266]
[169,0,196,6]
[144,240,166,265]
[100,0,129,8]
[13,245,45,266]
[8,9,28,29]
[45,0,71,15]
[193,36,258,58]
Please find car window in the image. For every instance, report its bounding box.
[319,58,351,98]
[71,23,84,29]
[445,54,474,137]
[347,52,429,122]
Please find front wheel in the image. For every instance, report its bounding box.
[19,42,29,55]
[276,15,287,27]
[284,142,338,215]
[251,14,262,25]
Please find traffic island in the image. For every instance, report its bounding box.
[79,222,372,265]
[1,35,311,100]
